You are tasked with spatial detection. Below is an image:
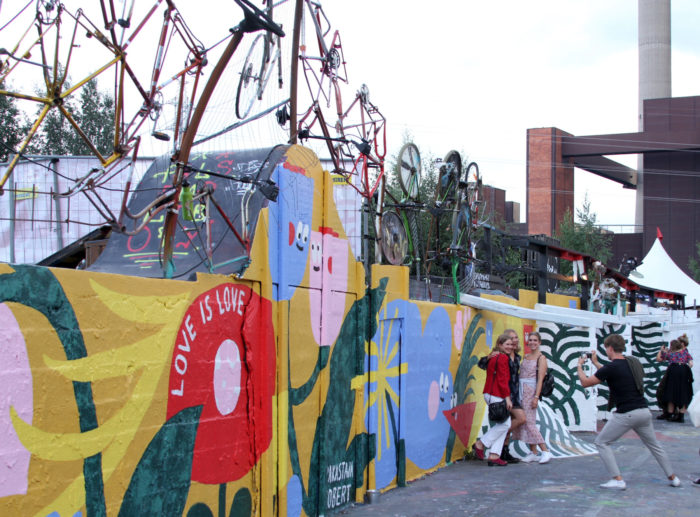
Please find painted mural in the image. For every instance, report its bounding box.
[2,143,674,516]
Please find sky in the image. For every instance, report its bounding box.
[318,0,700,227]
[3,1,700,226]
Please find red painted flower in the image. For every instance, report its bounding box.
[166,283,275,484]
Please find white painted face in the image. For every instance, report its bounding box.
[438,371,455,408]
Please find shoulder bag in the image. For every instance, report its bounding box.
[487,355,509,423]
[536,355,555,399]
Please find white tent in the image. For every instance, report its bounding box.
[635,238,700,307]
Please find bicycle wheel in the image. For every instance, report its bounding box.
[398,143,421,200]
[235,33,265,119]
[451,205,471,252]
[380,210,408,265]
[464,161,483,222]
[440,150,462,204]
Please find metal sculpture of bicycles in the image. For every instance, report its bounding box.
[294,0,387,201]
[1,1,287,276]
[0,0,209,198]
[235,0,284,119]
[380,145,485,302]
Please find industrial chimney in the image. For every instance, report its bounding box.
[636,0,671,226]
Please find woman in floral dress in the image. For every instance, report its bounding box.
[515,331,553,464]
[656,339,694,422]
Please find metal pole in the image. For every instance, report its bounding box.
[289,0,304,144]
[9,175,15,263]
[50,158,64,250]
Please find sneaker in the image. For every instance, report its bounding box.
[522,453,540,463]
[538,451,553,464]
[599,479,626,490]
[487,458,508,467]
[692,478,700,487]
[669,476,681,487]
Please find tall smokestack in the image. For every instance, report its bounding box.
[636,0,671,226]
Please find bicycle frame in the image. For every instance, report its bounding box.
[0,0,207,194]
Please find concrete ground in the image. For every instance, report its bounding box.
[338,413,700,517]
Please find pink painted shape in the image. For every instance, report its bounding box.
[308,231,349,347]
[309,232,323,345]
[0,303,33,497]
[428,381,440,421]
[320,233,348,347]
[453,307,472,352]
[213,339,242,416]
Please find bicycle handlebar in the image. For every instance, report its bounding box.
[233,0,285,37]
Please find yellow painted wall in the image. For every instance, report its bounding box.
[0,147,579,517]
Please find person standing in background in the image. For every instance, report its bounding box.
[656,339,693,422]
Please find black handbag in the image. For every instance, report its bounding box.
[487,355,510,423]
[488,399,509,423]
[536,355,555,399]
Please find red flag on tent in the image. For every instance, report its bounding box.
[657,227,663,240]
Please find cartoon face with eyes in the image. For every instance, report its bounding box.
[292,220,310,252]
[309,236,322,273]
[267,163,314,301]
[308,228,349,347]
[438,371,457,410]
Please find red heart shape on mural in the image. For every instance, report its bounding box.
[166,283,275,484]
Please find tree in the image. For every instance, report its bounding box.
[70,79,115,157]
[0,82,25,161]
[688,242,700,282]
[555,195,612,264]
[27,77,115,157]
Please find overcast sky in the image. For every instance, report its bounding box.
[3,1,700,226]
[319,0,700,227]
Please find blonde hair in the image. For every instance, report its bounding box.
[678,334,689,347]
[505,328,520,354]
[495,333,511,352]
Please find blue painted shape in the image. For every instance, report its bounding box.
[267,164,314,301]
[569,300,577,309]
[365,300,406,489]
[286,474,303,517]
[486,319,494,347]
[403,304,453,470]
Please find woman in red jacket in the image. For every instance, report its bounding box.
[472,333,513,466]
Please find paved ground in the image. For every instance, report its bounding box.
[338,413,700,517]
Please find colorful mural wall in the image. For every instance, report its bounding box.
[2,144,679,516]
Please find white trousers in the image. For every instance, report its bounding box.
[480,393,512,456]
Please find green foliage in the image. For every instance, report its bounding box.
[0,82,25,161]
[688,241,700,282]
[26,78,115,157]
[504,245,527,289]
[555,195,612,264]
[73,79,115,156]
